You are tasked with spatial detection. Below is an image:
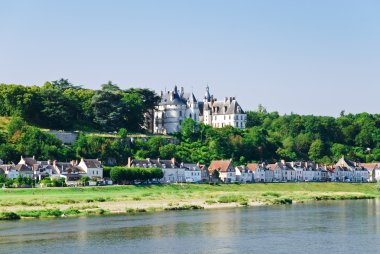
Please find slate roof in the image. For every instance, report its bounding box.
[83,159,102,168]
[22,157,37,166]
[208,99,244,115]
[159,86,198,106]
[15,164,32,172]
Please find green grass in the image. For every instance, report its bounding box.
[0,183,379,218]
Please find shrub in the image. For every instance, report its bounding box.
[218,195,247,203]
[262,192,281,197]
[0,212,21,220]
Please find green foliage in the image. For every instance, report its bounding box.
[0,82,159,133]
[108,166,163,184]
[81,176,90,185]
[110,167,125,184]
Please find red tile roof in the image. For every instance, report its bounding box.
[246,163,258,171]
[209,160,232,172]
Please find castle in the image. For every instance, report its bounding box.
[153,86,246,134]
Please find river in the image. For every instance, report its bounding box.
[1,199,380,254]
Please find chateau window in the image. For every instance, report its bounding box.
[189,113,192,118]
[236,122,238,127]
[194,114,196,119]
[180,111,182,117]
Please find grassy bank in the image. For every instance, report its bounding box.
[0,183,379,219]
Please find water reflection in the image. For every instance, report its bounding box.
[1,200,380,254]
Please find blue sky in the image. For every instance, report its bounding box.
[1,0,379,116]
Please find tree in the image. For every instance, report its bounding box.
[110,167,125,184]
[308,139,325,161]
[91,82,126,131]
[211,170,219,183]
[80,176,90,186]
[159,144,177,159]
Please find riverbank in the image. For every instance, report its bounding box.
[0,183,379,220]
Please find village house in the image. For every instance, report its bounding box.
[235,165,253,183]
[360,163,380,182]
[208,159,236,183]
[16,156,37,178]
[78,158,103,179]
[181,163,204,183]
[246,163,273,183]
[334,156,369,182]
[0,164,18,179]
[53,160,86,183]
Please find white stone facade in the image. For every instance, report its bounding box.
[154,86,246,134]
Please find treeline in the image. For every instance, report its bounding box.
[1,83,380,165]
[106,166,164,184]
[0,79,160,132]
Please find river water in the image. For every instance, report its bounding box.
[1,199,380,254]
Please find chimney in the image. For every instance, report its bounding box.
[181,87,184,96]
[128,157,132,167]
[147,158,150,163]
[160,91,163,97]
[53,160,57,166]
[33,155,35,160]
[171,157,176,165]
[48,160,51,165]
[291,161,294,167]
[157,157,160,163]
[281,159,285,164]
[225,97,228,102]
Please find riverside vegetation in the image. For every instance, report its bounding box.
[1,183,379,220]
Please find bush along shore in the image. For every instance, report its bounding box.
[0,183,379,220]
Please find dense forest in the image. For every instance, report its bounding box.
[0,79,160,132]
[0,81,379,165]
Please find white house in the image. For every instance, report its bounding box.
[78,158,103,179]
[0,165,18,179]
[360,163,380,182]
[182,163,203,183]
[333,156,369,182]
[157,159,185,183]
[235,165,253,183]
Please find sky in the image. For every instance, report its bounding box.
[1,0,379,116]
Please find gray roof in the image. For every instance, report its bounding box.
[210,99,244,115]
[159,86,197,106]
